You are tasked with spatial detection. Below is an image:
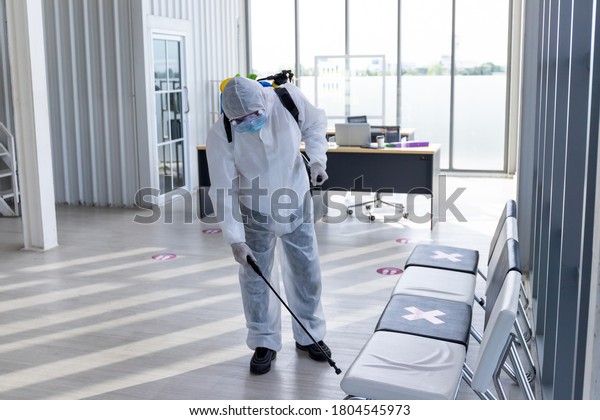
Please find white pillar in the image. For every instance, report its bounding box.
[5,0,58,250]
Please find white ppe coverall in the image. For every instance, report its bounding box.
[206,77,329,351]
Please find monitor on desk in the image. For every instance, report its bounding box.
[334,123,371,147]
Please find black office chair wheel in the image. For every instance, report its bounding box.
[369,215,376,221]
[347,209,354,215]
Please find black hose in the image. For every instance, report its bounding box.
[246,255,341,375]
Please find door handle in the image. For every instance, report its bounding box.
[184,87,190,114]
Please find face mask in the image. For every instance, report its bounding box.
[231,111,267,133]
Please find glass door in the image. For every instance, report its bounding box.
[153,36,187,195]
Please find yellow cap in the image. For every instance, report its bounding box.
[220,78,232,93]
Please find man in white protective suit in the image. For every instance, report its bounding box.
[206,76,331,375]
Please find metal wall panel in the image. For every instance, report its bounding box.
[149,0,192,20]
[517,0,542,275]
[43,0,137,207]
[581,0,600,401]
[0,0,14,133]
[42,0,243,206]
[520,0,600,399]
[186,0,245,143]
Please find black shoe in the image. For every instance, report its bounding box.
[250,347,276,375]
[295,341,331,362]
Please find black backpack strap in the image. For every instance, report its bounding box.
[223,115,233,143]
[274,87,299,124]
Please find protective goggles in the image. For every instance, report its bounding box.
[230,110,265,126]
[230,110,266,133]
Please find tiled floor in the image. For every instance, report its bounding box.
[0,176,539,400]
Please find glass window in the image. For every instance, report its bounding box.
[313,55,386,126]
[249,0,295,77]
[347,56,386,125]
[453,0,509,170]
[314,56,346,122]
[297,0,345,111]
[167,40,181,89]
[154,40,167,92]
[349,0,398,125]
[401,0,452,168]
[249,0,511,172]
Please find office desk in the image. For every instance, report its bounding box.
[326,127,416,142]
[197,144,440,229]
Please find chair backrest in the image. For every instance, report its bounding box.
[347,115,367,123]
[488,200,518,265]
[487,217,518,283]
[485,238,521,326]
[471,270,521,393]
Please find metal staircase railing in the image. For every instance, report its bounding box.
[0,122,19,217]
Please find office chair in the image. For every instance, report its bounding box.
[346,192,408,221]
[346,115,368,123]
[346,125,407,221]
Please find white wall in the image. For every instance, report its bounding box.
[41,0,245,207]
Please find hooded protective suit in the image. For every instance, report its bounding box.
[206,77,329,351]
